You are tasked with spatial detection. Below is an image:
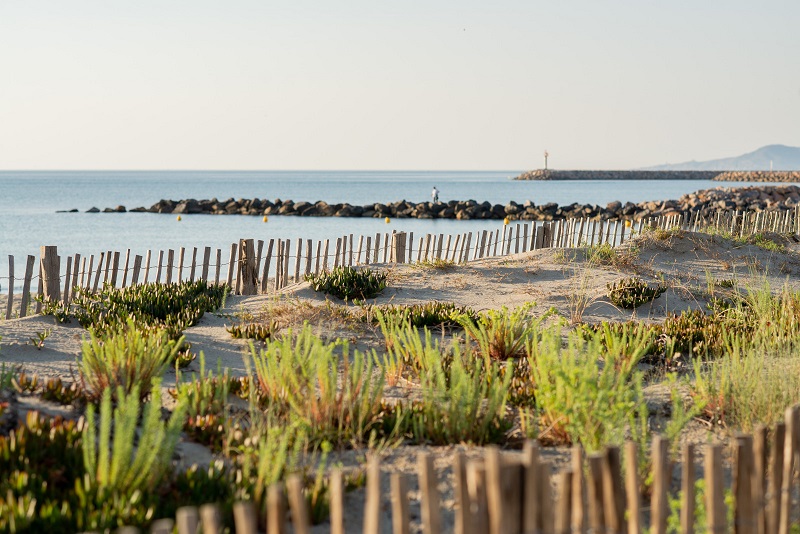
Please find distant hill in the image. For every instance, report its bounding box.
[645,145,800,171]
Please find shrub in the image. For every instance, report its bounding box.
[305,266,387,301]
[80,320,180,402]
[606,277,667,309]
[71,280,227,340]
[0,413,84,533]
[460,303,542,361]
[247,325,385,447]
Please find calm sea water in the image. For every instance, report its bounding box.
[0,170,777,286]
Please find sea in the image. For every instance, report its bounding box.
[0,170,778,288]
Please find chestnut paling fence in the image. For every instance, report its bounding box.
[3,207,800,319]
[84,406,800,534]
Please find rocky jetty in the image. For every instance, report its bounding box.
[713,171,800,182]
[514,169,800,182]
[514,170,722,180]
[90,185,800,222]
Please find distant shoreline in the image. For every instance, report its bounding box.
[514,170,800,181]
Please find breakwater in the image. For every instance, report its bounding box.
[88,185,800,222]
[514,169,800,181]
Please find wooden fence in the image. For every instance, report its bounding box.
[86,404,800,534]
[4,207,800,319]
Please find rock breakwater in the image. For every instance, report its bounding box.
[89,185,800,222]
[514,169,800,182]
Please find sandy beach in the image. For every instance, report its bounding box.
[3,229,799,531]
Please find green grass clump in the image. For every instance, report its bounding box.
[606,277,667,309]
[80,320,181,402]
[83,380,186,498]
[691,281,800,430]
[528,325,648,452]
[305,266,387,301]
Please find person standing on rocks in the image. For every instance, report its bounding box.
[432,186,440,203]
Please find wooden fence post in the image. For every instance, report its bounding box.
[467,460,488,534]
[201,246,211,281]
[651,435,669,534]
[752,425,767,534]
[176,506,199,534]
[176,247,185,283]
[189,247,198,282]
[225,244,236,290]
[418,452,441,534]
[706,444,727,534]
[166,249,175,285]
[5,255,14,319]
[143,250,151,284]
[132,255,142,286]
[199,503,222,534]
[522,440,541,532]
[556,469,573,534]
[601,446,625,534]
[214,248,221,286]
[267,483,286,534]
[734,434,755,534]
[454,453,470,534]
[233,501,258,534]
[62,256,72,304]
[155,250,163,284]
[624,442,640,534]
[93,252,105,291]
[71,253,80,295]
[40,246,60,302]
[294,237,302,282]
[768,422,786,534]
[393,232,407,263]
[330,469,344,534]
[363,456,381,534]
[778,406,799,534]
[261,239,275,293]
[237,239,258,295]
[681,443,695,534]
[587,453,606,533]
[121,249,130,287]
[19,255,35,318]
[287,475,310,534]
[391,473,410,534]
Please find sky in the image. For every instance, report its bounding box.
[1,1,799,170]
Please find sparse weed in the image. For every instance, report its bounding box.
[414,258,457,270]
[28,329,51,350]
[384,342,512,445]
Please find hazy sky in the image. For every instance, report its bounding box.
[1,1,798,170]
